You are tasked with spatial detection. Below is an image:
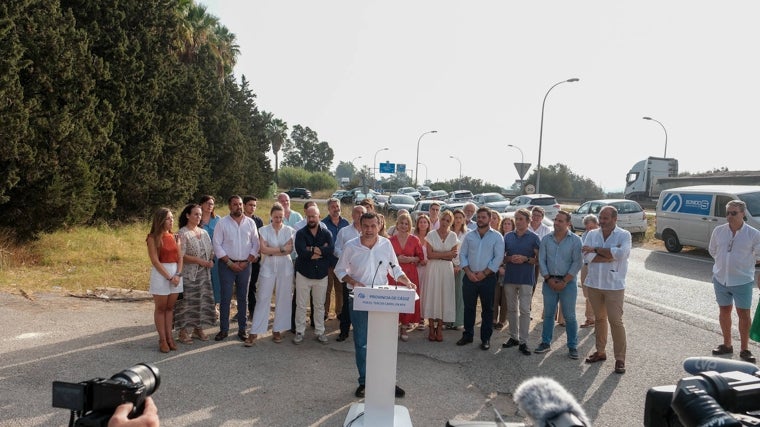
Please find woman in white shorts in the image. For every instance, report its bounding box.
[147,208,183,353]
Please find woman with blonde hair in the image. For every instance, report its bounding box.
[423,210,458,341]
[389,212,425,341]
[412,214,432,331]
[494,216,515,329]
[147,208,183,353]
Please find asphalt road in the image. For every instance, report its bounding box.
[1,247,758,427]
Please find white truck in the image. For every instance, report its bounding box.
[624,157,678,201]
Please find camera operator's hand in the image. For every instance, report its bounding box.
[108,397,160,427]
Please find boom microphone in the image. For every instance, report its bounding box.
[370,260,383,288]
[514,377,590,427]
[682,357,759,375]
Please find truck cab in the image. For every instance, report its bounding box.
[624,157,678,201]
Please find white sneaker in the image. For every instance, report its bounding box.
[293,333,304,345]
[317,334,328,344]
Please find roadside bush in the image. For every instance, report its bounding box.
[308,172,337,191]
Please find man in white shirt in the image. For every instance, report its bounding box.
[581,206,631,374]
[334,205,366,341]
[212,195,260,342]
[708,200,760,363]
[335,212,416,398]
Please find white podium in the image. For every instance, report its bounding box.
[343,286,417,427]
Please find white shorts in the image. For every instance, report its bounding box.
[149,263,183,295]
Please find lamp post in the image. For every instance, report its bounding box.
[449,155,462,189]
[373,147,389,190]
[642,116,668,158]
[414,130,438,187]
[418,162,428,184]
[507,144,525,193]
[536,78,579,194]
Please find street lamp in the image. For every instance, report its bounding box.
[418,162,428,184]
[414,130,438,187]
[536,78,579,194]
[373,147,389,190]
[449,155,462,189]
[642,116,668,158]
[507,144,525,193]
[351,156,362,164]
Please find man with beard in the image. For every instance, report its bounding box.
[293,206,335,344]
[322,198,349,321]
[458,207,505,350]
[212,195,260,341]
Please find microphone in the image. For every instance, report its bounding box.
[388,261,399,289]
[514,377,590,427]
[370,260,383,288]
[682,357,759,375]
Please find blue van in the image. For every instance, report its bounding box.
[655,185,760,252]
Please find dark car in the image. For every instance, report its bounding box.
[331,190,354,204]
[416,185,432,199]
[286,187,312,199]
[427,190,448,201]
[383,194,416,218]
[410,200,448,223]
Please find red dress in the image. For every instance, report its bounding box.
[389,234,425,325]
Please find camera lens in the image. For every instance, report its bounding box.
[110,363,160,396]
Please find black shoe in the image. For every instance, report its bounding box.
[237,330,248,341]
[289,328,296,334]
[480,341,491,350]
[395,385,405,398]
[712,344,733,355]
[518,343,531,356]
[336,333,348,342]
[355,385,365,398]
[740,350,757,363]
[214,331,228,341]
[502,338,520,348]
[456,336,473,346]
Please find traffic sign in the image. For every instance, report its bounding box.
[514,162,531,179]
[524,184,536,194]
[397,163,406,173]
[379,162,395,173]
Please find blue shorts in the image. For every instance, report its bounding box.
[712,279,754,309]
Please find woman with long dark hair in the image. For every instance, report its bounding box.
[147,208,183,353]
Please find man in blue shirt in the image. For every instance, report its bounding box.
[502,208,540,355]
[322,198,350,321]
[536,211,583,359]
[457,207,505,350]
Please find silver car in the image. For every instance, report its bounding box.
[570,199,647,235]
[504,194,561,220]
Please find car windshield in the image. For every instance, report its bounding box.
[532,197,557,206]
[391,195,415,204]
[739,191,760,216]
[485,194,506,202]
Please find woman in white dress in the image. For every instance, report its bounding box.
[422,211,458,341]
[248,203,295,345]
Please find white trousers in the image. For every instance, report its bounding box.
[295,272,328,335]
[250,270,293,334]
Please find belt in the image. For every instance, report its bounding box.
[549,275,565,280]
[229,259,248,263]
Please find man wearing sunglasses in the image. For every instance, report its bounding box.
[708,200,760,363]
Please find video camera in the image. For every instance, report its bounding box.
[52,362,160,427]
[644,357,760,426]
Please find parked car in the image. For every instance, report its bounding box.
[373,194,389,212]
[331,190,354,204]
[397,187,422,201]
[427,190,448,201]
[570,199,648,235]
[474,192,511,211]
[416,185,432,199]
[446,190,474,203]
[504,194,561,220]
[383,194,417,218]
[410,200,448,223]
[353,189,378,205]
[500,211,554,230]
[286,187,311,199]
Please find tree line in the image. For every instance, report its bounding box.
[0,0,289,241]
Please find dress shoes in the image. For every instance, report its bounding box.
[456,336,473,346]
[518,343,531,356]
[355,385,365,398]
[502,338,520,348]
[214,331,228,341]
[336,333,348,342]
[395,385,405,398]
[237,330,249,341]
[480,341,491,350]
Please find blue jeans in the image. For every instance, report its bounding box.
[462,274,496,342]
[540,279,578,349]
[219,262,251,333]
[348,295,368,385]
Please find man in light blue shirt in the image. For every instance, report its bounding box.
[536,211,583,359]
[457,207,505,350]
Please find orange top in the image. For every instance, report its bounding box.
[155,232,180,263]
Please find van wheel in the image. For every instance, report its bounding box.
[662,230,682,253]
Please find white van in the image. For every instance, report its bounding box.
[655,185,760,252]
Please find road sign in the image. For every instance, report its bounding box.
[524,184,536,194]
[379,162,395,173]
[514,162,531,179]
[397,163,406,173]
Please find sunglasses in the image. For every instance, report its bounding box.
[726,211,741,217]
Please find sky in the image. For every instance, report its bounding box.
[200,1,760,192]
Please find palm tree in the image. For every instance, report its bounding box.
[265,118,288,183]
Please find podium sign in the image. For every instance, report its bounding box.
[352,287,416,314]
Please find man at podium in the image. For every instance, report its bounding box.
[335,212,417,398]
